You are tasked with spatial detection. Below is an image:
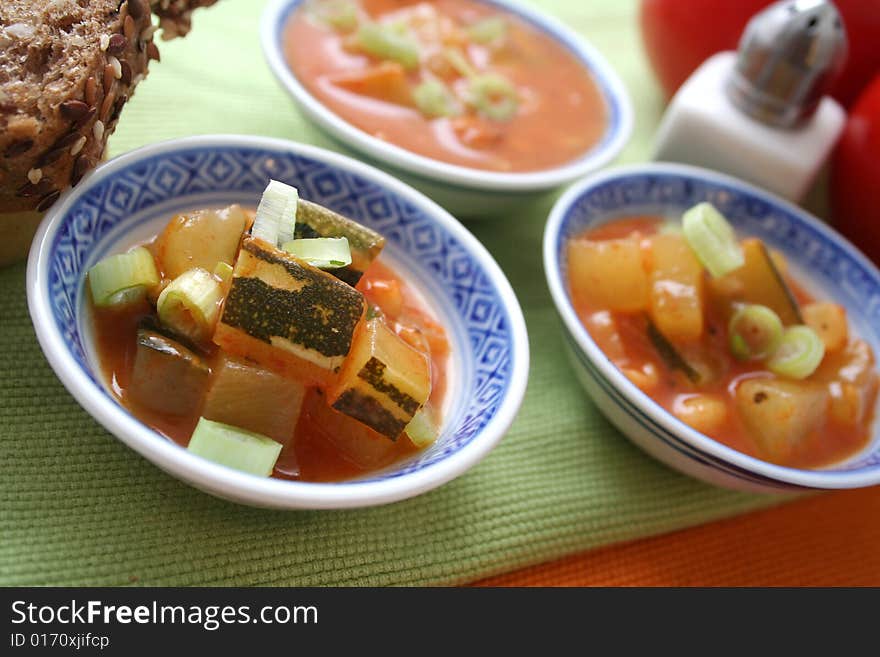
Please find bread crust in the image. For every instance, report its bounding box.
[151,0,218,39]
[0,0,217,215]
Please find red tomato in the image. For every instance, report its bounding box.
[830,74,880,264]
[640,0,880,107]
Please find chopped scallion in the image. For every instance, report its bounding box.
[312,0,358,31]
[466,73,518,121]
[88,246,159,307]
[157,267,223,343]
[357,22,420,70]
[467,16,507,44]
[282,237,352,269]
[444,47,476,78]
[213,261,233,284]
[187,417,282,477]
[728,304,784,361]
[405,406,438,448]
[767,325,826,379]
[413,78,460,118]
[252,179,298,247]
[682,203,745,278]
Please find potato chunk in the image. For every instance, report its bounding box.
[673,394,727,435]
[709,239,801,325]
[648,233,704,343]
[303,389,400,468]
[814,339,879,426]
[567,238,649,313]
[202,355,305,445]
[802,302,848,353]
[735,379,829,463]
[157,205,248,280]
[329,318,430,440]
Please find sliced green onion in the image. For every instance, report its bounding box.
[88,246,159,307]
[413,78,460,118]
[213,261,233,284]
[157,267,223,342]
[444,47,476,78]
[467,16,507,44]
[357,22,419,70]
[466,73,518,121]
[252,179,298,247]
[187,417,281,477]
[728,304,784,361]
[282,237,352,269]
[767,325,826,379]
[405,406,438,448]
[311,0,358,31]
[682,203,745,278]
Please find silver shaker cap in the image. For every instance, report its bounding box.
[726,0,847,128]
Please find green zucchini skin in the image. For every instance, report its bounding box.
[215,236,366,386]
[357,357,421,415]
[331,356,424,439]
[295,200,385,285]
[329,318,431,440]
[332,388,407,440]
[129,324,210,416]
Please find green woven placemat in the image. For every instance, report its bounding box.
[0,0,785,586]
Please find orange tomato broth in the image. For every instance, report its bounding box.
[283,0,607,172]
[568,216,878,469]
[91,234,450,483]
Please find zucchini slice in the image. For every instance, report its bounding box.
[128,323,210,416]
[302,388,401,468]
[294,200,385,286]
[647,318,726,386]
[709,239,803,325]
[202,354,306,445]
[213,236,366,387]
[329,318,431,440]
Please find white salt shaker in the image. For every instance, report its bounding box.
[653,0,848,203]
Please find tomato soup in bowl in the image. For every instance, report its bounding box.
[27,135,530,509]
[261,0,632,215]
[544,163,880,493]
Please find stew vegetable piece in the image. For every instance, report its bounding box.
[283,0,608,173]
[567,205,879,468]
[86,180,450,482]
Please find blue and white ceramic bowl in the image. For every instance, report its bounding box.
[260,0,632,217]
[544,163,880,493]
[27,135,529,509]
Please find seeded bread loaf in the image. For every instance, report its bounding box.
[0,0,218,215]
[1,0,154,215]
[152,0,219,39]
[0,0,216,265]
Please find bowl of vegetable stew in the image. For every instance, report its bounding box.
[544,163,880,493]
[27,135,529,509]
[260,0,632,217]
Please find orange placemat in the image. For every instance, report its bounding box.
[472,486,880,586]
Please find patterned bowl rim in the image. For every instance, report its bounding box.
[260,0,633,193]
[26,134,530,509]
[543,162,880,489]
